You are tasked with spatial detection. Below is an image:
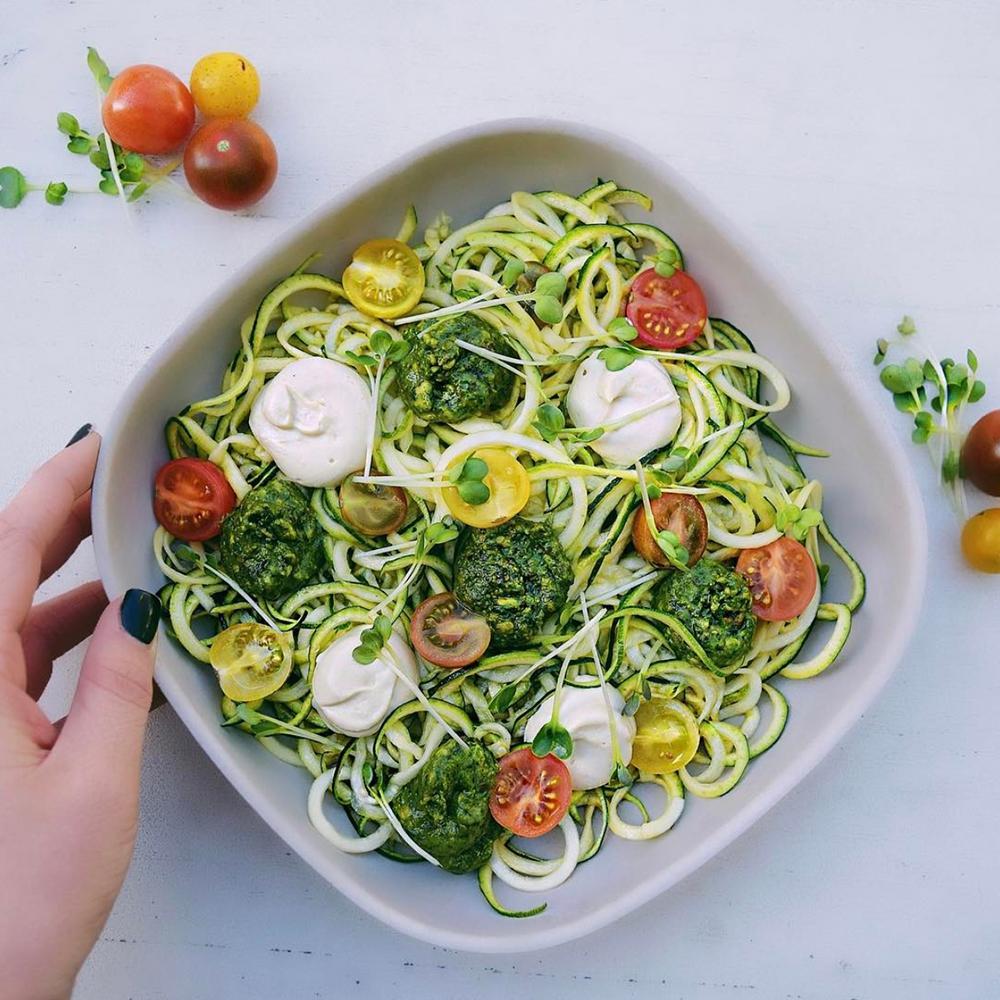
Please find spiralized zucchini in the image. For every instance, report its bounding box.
[155,180,865,915]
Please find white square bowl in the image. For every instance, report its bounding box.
[92,119,926,953]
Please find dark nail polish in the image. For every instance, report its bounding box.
[65,423,93,447]
[120,589,161,644]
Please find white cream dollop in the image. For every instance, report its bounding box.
[312,627,419,738]
[249,356,372,488]
[523,686,636,790]
[566,355,682,467]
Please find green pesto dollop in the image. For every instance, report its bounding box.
[393,741,500,874]
[219,478,325,602]
[397,312,515,423]
[653,559,756,668]
[453,516,573,650]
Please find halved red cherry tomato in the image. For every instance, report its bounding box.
[736,537,817,621]
[410,592,491,668]
[153,458,236,541]
[625,268,708,349]
[489,747,572,838]
[102,65,195,155]
[632,493,708,567]
[339,471,408,536]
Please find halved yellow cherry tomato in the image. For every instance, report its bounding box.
[630,696,699,774]
[209,623,291,701]
[443,448,530,528]
[342,238,425,319]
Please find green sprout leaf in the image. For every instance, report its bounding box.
[598,346,637,372]
[489,685,518,714]
[818,563,831,586]
[897,315,917,336]
[126,181,150,203]
[501,257,525,287]
[532,402,565,442]
[530,724,554,757]
[969,380,987,403]
[342,350,378,368]
[461,457,488,482]
[44,181,68,206]
[425,521,459,546]
[533,294,563,326]
[968,349,979,372]
[56,112,81,136]
[614,762,634,787]
[67,135,93,155]
[370,329,392,355]
[458,480,490,506]
[119,152,145,183]
[574,427,604,443]
[608,316,638,341]
[0,166,28,209]
[352,645,378,665]
[87,46,114,92]
[387,340,410,362]
[98,175,118,196]
[653,247,680,278]
[623,693,641,717]
[534,272,568,299]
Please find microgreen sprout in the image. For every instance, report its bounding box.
[661,446,694,479]
[775,503,823,542]
[874,315,988,518]
[608,316,638,341]
[0,166,76,209]
[530,720,574,760]
[653,246,681,278]
[87,46,114,92]
[532,402,566,442]
[352,614,394,665]
[500,258,526,287]
[449,455,490,505]
[598,345,639,371]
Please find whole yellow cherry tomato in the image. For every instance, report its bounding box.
[961,508,1000,573]
[443,449,530,528]
[342,239,425,319]
[630,696,699,774]
[209,622,291,701]
[190,52,260,118]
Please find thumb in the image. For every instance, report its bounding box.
[55,589,160,774]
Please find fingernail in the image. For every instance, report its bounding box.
[65,423,93,447]
[120,589,161,644]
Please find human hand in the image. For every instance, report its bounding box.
[0,429,160,1000]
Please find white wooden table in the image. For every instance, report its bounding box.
[3,1,999,996]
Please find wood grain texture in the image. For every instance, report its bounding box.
[1,0,999,996]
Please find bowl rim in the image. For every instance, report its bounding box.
[93,117,928,953]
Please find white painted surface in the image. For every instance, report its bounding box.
[2,0,998,996]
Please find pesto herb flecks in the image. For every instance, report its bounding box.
[397,312,515,423]
[653,559,755,668]
[393,741,500,874]
[453,516,572,650]
[219,478,325,602]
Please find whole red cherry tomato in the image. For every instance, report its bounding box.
[102,65,195,155]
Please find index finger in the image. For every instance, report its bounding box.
[0,432,101,637]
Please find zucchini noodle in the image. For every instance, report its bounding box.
[154,179,866,918]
